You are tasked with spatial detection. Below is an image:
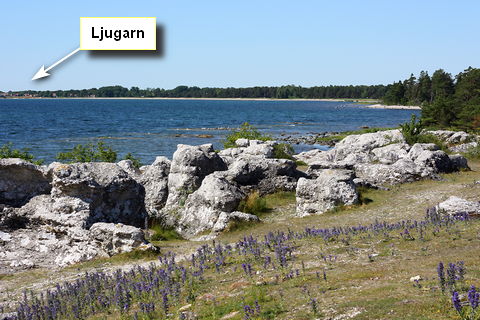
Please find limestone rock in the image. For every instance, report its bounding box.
[165,144,227,207]
[0,158,51,207]
[139,156,170,218]
[296,169,358,217]
[333,130,404,161]
[371,143,410,164]
[176,172,245,238]
[89,222,152,256]
[50,162,146,227]
[228,156,300,194]
[435,196,480,217]
[18,195,90,228]
[212,211,260,233]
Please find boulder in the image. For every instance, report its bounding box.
[50,162,146,227]
[449,141,478,153]
[371,143,410,164]
[176,172,245,238]
[413,150,453,173]
[296,169,358,217]
[228,156,301,194]
[165,144,227,207]
[293,149,326,165]
[89,222,152,256]
[333,130,404,161]
[354,158,428,186]
[435,196,480,217]
[407,143,440,161]
[212,211,260,233]
[18,195,90,228]
[117,159,141,176]
[0,158,51,207]
[446,131,471,144]
[139,156,170,218]
[449,154,470,171]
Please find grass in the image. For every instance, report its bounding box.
[1,161,480,319]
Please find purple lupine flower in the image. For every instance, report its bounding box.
[254,300,261,314]
[437,262,445,292]
[447,263,457,289]
[468,285,479,309]
[452,291,462,313]
[456,261,465,281]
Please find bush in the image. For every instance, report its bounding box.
[272,143,295,160]
[57,141,142,166]
[0,143,44,165]
[223,122,271,149]
[149,221,182,241]
[413,134,449,152]
[57,141,117,163]
[400,114,424,145]
[123,152,142,168]
[238,191,269,216]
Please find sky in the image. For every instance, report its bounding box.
[1,0,479,91]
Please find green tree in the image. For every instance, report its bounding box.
[417,71,432,104]
[431,69,454,101]
[383,81,406,105]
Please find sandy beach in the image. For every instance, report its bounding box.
[365,104,421,110]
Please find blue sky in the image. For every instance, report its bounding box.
[1,0,479,91]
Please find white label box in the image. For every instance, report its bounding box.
[80,17,156,50]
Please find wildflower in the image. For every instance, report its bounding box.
[468,285,479,310]
[452,291,462,313]
[437,262,445,292]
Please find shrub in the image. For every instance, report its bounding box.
[413,134,449,152]
[400,114,424,145]
[0,143,44,165]
[238,191,269,216]
[223,122,271,149]
[272,143,295,160]
[124,152,142,168]
[57,141,142,165]
[57,141,117,163]
[149,220,182,241]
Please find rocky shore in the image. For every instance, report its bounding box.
[1,129,479,274]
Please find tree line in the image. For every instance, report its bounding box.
[8,84,388,100]
[382,67,479,130]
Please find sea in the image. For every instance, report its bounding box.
[0,99,420,164]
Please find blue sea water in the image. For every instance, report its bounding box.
[0,99,419,164]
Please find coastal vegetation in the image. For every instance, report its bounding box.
[224,122,296,161]
[56,141,142,167]
[0,143,44,165]
[384,67,480,131]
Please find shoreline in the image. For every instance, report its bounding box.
[1,97,421,109]
[2,96,378,103]
[364,103,421,110]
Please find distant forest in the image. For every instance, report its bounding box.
[5,84,388,100]
[3,67,479,130]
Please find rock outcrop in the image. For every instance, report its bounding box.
[296,169,358,217]
[165,144,227,208]
[50,162,146,227]
[0,159,51,207]
[138,156,170,219]
[435,196,480,217]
